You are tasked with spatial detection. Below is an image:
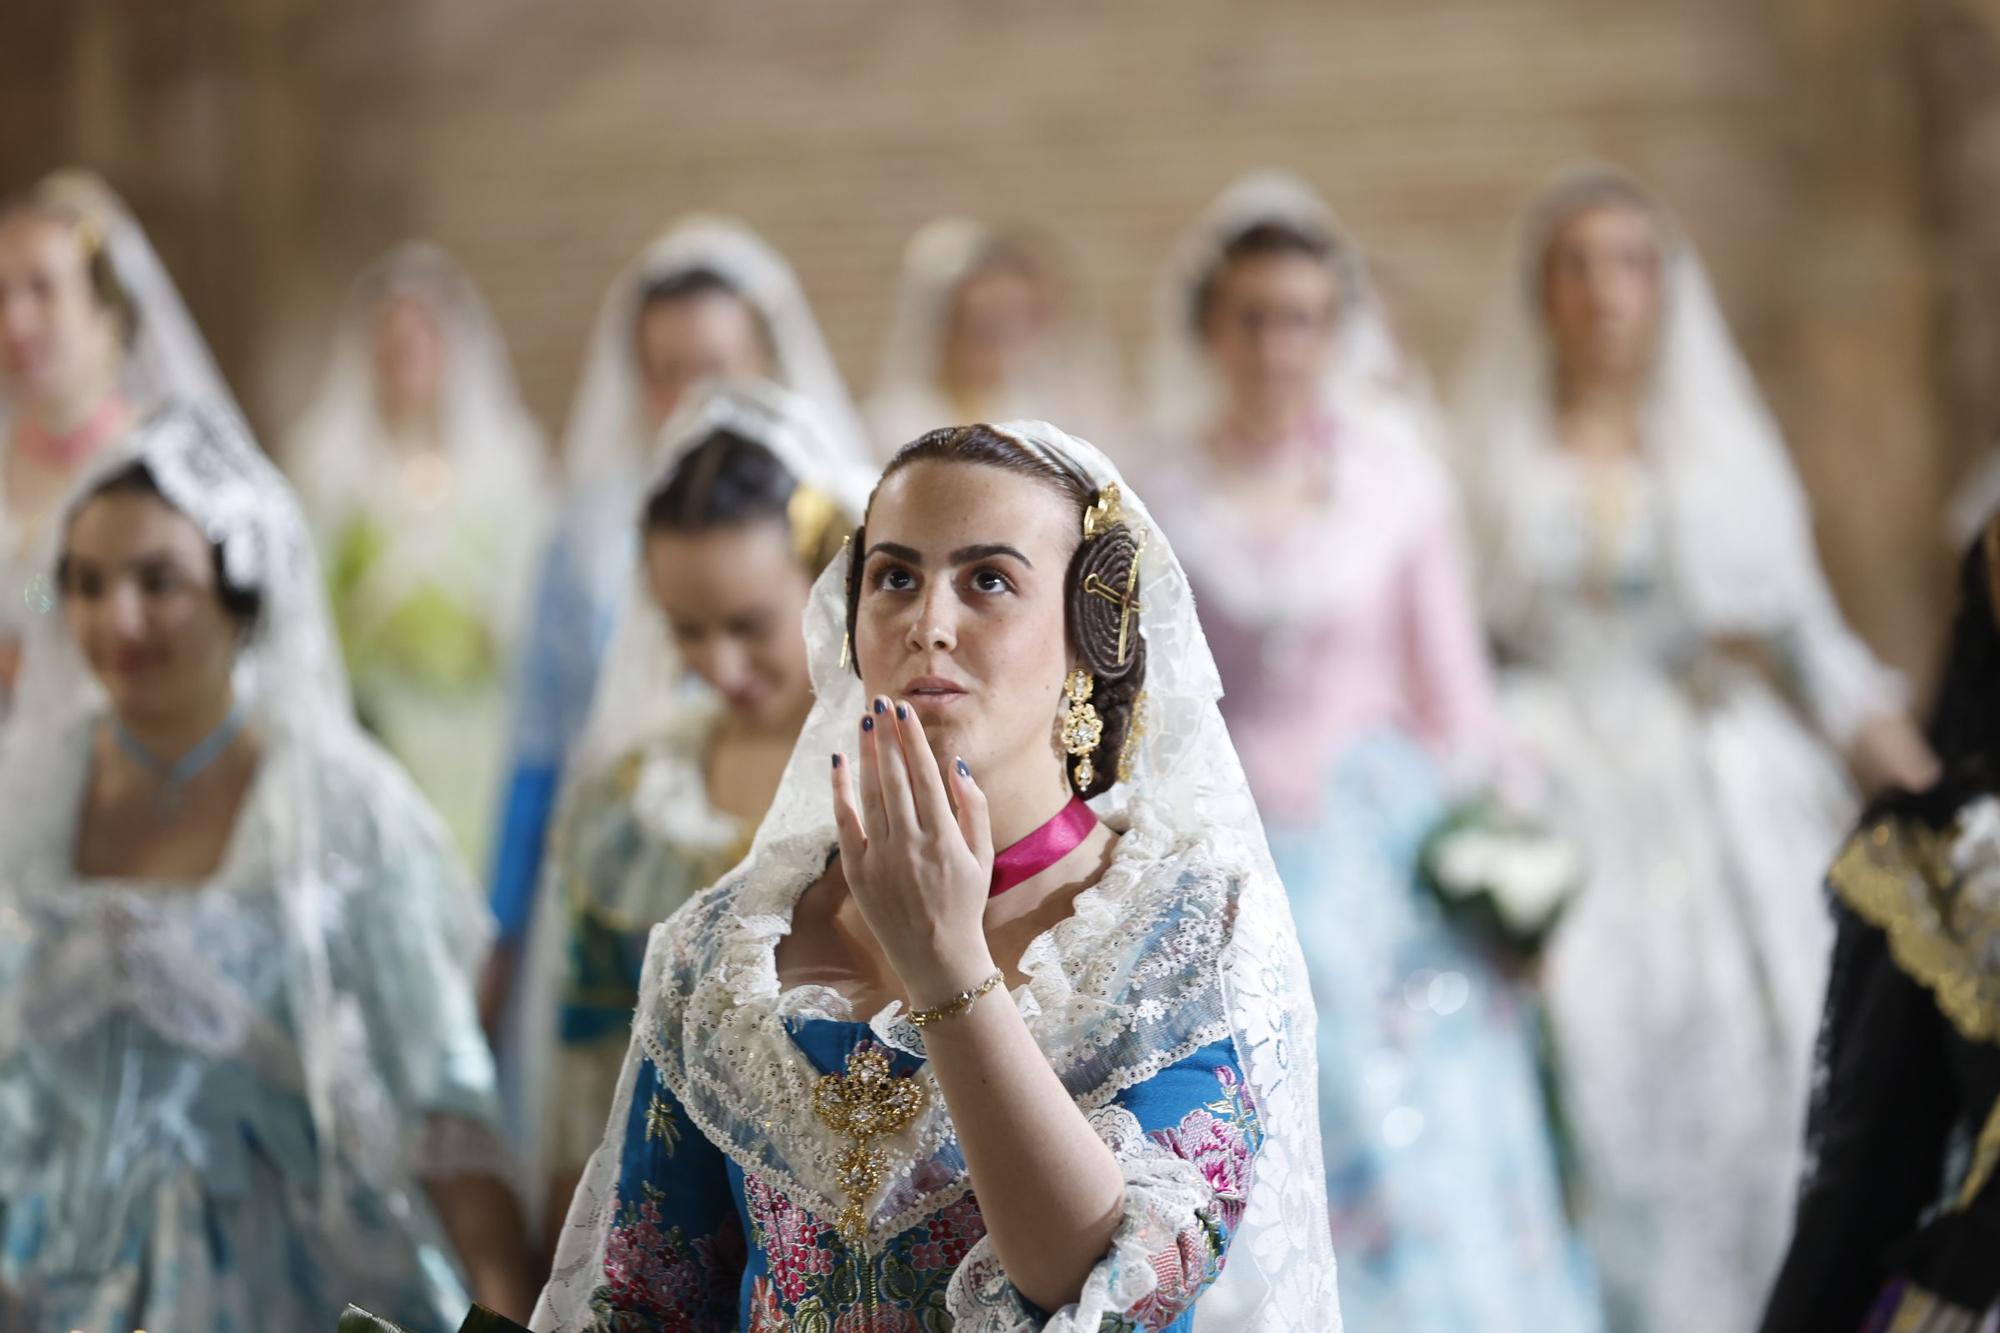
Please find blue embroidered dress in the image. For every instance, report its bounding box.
[537,809,1321,1332]
[595,1027,1256,1332]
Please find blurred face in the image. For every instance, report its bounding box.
[1541,202,1663,388]
[1201,250,1340,425]
[854,460,1076,782]
[941,264,1045,396]
[60,490,240,728]
[371,294,447,421]
[0,213,121,410]
[646,518,816,731]
[635,291,770,434]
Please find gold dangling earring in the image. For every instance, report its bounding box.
[1060,668,1104,791]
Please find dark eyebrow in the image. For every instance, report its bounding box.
[863,541,924,565]
[861,541,1035,570]
[949,543,1033,569]
[61,549,178,570]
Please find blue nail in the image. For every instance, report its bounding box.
[832,753,842,769]
[895,703,908,721]
[862,716,874,732]
[955,757,970,778]
[873,698,888,715]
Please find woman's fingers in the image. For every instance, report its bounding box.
[857,707,891,850]
[949,754,994,871]
[831,749,867,872]
[895,699,956,842]
[872,697,921,835]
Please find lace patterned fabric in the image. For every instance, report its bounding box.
[0,721,502,1333]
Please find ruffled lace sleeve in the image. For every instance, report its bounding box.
[944,1038,1263,1331]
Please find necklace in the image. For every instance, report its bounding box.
[15,395,130,472]
[112,699,248,817]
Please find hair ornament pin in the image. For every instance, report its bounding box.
[787,484,838,565]
[838,533,854,672]
[1082,482,1124,541]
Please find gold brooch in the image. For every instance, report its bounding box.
[810,1045,927,1244]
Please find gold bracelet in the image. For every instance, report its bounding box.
[909,970,1005,1028]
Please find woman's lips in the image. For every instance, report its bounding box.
[723,686,767,714]
[904,676,968,708]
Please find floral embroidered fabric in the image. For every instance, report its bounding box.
[585,1023,1259,1332]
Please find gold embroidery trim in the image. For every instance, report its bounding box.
[1829,819,2000,1045]
[810,1046,927,1245]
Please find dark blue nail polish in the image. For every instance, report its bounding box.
[873,698,888,715]
[832,753,842,769]
[862,715,874,732]
[955,757,970,778]
[895,703,908,721]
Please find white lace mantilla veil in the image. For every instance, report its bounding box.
[533,422,1339,1331]
[0,400,491,1216]
[1142,171,1460,640]
[284,240,549,549]
[1450,164,1901,737]
[558,217,865,494]
[506,378,873,1206]
[866,219,1125,453]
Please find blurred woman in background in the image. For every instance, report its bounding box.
[483,217,862,1024]
[1145,172,1598,1333]
[511,378,866,1238]
[287,242,548,861]
[865,218,1123,454]
[0,404,531,1331]
[0,170,232,722]
[1451,164,1938,1332]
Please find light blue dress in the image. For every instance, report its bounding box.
[1270,732,1599,1332]
[0,721,503,1333]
